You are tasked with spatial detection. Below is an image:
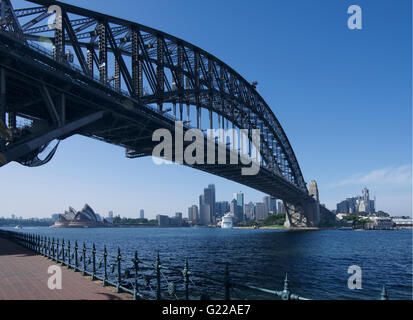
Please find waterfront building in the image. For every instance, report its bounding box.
[204,186,216,223]
[244,202,255,221]
[200,204,211,225]
[230,199,239,219]
[277,202,282,214]
[255,203,266,221]
[336,188,376,214]
[216,201,230,218]
[337,201,350,214]
[52,204,108,228]
[263,196,271,217]
[234,192,245,221]
[270,197,277,214]
[157,215,170,227]
[140,209,145,219]
[279,201,287,214]
[188,205,199,224]
[372,217,394,230]
[208,184,216,221]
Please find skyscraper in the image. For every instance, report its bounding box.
[270,197,277,214]
[216,201,230,217]
[244,202,255,221]
[263,196,271,217]
[255,203,266,221]
[230,199,238,217]
[235,192,245,221]
[199,185,215,225]
[206,184,216,222]
[188,205,199,224]
[200,204,211,225]
[140,209,144,219]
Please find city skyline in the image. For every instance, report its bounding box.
[0,0,411,219]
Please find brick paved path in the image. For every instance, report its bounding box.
[0,238,129,300]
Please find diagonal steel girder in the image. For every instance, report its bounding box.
[0,111,105,167]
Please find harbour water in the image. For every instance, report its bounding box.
[3,227,412,300]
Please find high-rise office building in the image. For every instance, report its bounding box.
[216,201,230,217]
[208,184,216,220]
[255,203,266,221]
[188,205,199,224]
[234,192,245,221]
[336,188,376,214]
[200,204,211,225]
[139,210,144,219]
[204,185,216,223]
[244,202,255,221]
[263,196,271,216]
[270,197,277,214]
[230,199,238,217]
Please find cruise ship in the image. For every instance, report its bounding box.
[221,214,234,229]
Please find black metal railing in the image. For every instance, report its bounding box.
[0,230,390,300]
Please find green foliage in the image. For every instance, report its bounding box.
[376,211,390,218]
[112,217,156,226]
[0,218,53,227]
[261,214,286,227]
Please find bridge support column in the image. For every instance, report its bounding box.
[0,67,6,150]
[284,200,320,228]
[284,202,308,229]
[0,68,5,125]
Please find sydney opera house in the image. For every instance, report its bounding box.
[52,204,111,228]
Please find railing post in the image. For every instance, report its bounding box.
[41,236,45,255]
[82,243,86,276]
[92,243,96,281]
[183,260,190,300]
[224,263,231,300]
[133,251,139,300]
[61,239,65,266]
[74,241,78,272]
[47,237,50,258]
[67,241,71,268]
[56,239,60,262]
[52,238,55,260]
[102,246,107,287]
[115,247,122,293]
[156,253,161,300]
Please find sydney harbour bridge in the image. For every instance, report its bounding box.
[0,0,330,228]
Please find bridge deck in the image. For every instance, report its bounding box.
[0,237,128,300]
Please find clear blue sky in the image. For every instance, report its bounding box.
[1,0,412,219]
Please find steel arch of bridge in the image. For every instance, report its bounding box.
[0,0,308,195]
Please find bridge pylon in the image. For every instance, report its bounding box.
[284,200,320,228]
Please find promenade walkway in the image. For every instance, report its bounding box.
[0,238,129,300]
